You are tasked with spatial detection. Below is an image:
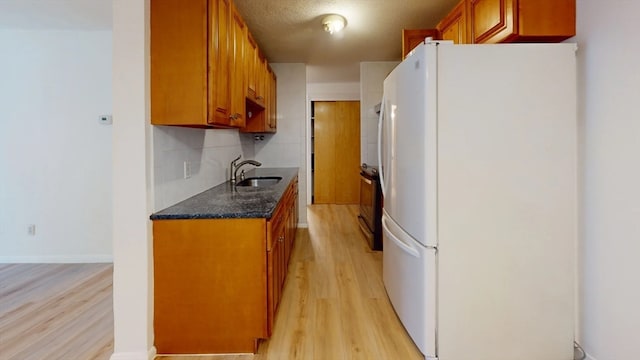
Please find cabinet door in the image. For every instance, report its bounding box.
[437,0,467,44]
[229,4,246,127]
[245,31,258,100]
[239,57,274,133]
[151,0,208,126]
[209,0,232,126]
[255,52,267,105]
[268,68,277,131]
[469,0,575,43]
[468,0,516,43]
[153,218,267,353]
[267,217,285,335]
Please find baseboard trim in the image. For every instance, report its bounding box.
[110,346,156,360]
[0,254,113,263]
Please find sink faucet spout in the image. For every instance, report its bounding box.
[233,160,262,183]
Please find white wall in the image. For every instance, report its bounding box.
[111,0,155,358]
[0,29,113,263]
[360,61,399,166]
[257,63,307,225]
[575,1,640,359]
[307,81,360,101]
[153,127,254,211]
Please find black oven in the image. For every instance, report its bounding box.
[358,164,383,250]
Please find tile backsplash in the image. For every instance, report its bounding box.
[153,126,255,211]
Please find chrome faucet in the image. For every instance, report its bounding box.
[229,155,242,182]
[232,159,262,183]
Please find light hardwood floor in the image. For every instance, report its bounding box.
[0,262,113,360]
[157,204,423,360]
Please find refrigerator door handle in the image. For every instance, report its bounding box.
[377,95,387,198]
[382,214,420,257]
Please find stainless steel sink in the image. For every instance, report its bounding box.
[235,176,283,187]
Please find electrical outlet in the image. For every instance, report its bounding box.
[28,224,36,236]
[183,161,192,179]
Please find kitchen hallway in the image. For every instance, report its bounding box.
[157,204,422,360]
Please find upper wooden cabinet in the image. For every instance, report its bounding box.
[151,0,276,130]
[241,58,277,134]
[402,29,439,59]
[268,68,277,131]
[210,0,232,126]
[468,0,575,44]
[408,0,575,47]
[244,32,266,108]
[151,0,209,126]
[228,3,247,127]
[437,0,467,44]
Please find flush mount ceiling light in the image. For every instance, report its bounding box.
[322,14,347,34]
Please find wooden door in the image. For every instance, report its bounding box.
[314,101,361,204]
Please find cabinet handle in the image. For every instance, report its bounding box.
[279,236,284,243]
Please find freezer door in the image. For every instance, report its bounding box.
[379,42,438,248]
[382,210,436,357]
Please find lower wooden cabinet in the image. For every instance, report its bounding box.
[153,176,298,354]
[266,176,298,333]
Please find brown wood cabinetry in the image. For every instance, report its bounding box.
[245,32,266,108]
[211,0,232,125]
[266,176,298,333]
[151,0,276,130]
[268,67,277,131]
[153,176,298,354]
[468,0,575,43]
[407,0,575,47]
[437,0,467,44]
[229,3,246,127]
[241,63,277,133]
[151,0,240,127]
[401,29,439,59]
[150,0,209,126]
[255,52,267,105]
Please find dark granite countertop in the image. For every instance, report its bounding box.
[150,167,299,220]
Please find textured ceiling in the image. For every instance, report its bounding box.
[0,0,460,82]
[234,0,459,82]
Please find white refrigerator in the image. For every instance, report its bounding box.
[378,41,577,360]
